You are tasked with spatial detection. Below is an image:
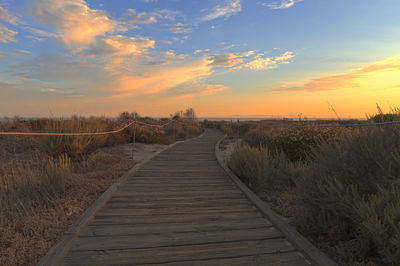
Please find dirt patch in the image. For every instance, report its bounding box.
[218,137,240,165]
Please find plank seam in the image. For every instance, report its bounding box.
[134,250,303,265]
[67,236,288,253]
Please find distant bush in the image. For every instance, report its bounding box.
[244,127,343,163]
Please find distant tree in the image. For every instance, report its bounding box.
[118,111,140,122]
[171,111,183,120]
[183,107,196,121]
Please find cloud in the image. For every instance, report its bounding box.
[202,0,242,22]
[32,0,121,46]
[167,82,229,99]
[241,50,255,57]
[24,26,56,38]
[15,49,31,54]
[84,35,155,56]
[275,51,295,61]
[25,35,44,42]
[0,24,17,43]
[112,58,214,96]
[169,23,191,34]
[264,0,303,10]
[163,50,186,60]
[194,49,210,54]
[0,5,20,25]
[208,53,243,67]
[240,51,295,70]
[123,9,157,24]
[270,56,400,91]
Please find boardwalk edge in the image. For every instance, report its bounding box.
[215,134,338,266]
[37,130,206,266]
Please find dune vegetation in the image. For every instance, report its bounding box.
[0,108,202,265]
[223,108,400,265]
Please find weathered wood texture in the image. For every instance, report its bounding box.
[55,129,319,265]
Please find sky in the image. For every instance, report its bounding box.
[0,0,399,118]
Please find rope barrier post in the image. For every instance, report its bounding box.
[131,114,136,161]
[237,119,240,139]
[173,120,176,141]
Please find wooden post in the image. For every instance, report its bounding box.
[173,120,176,141]
[131,114,136,160]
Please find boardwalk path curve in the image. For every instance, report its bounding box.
[48,129,329,265]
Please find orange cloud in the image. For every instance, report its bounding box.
[0,5,20,25]
[0,24,17,43]
[240,51,295,70]
[85,35,155,56]
[208,53,243,67]
[271,56,400,91]
[33,0,120,46]
[111,58,215,96]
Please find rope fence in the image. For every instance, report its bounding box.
[0,118,188,160]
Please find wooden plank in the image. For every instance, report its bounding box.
[133,171,226,177]
[116,185,236,192]
[90,211,262,225]
[97,204,256,216]
[137,168,224,172]
[126,179,231,184]
[63,239,296,265]
[104,198,251,208]
[114,189,241,197]
[140,251,310,266]
[82,218,272,236]
[109,193,244,202]
[70,227,282,251]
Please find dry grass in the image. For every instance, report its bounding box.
[0,112,202,265]
[0,142,134,265]
[227,110,400,265]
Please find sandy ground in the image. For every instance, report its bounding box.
[218,137,241,165]
[107,142,169,163]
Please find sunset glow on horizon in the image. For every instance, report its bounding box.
[1,0,399,118]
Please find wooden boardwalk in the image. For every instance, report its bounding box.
[53,129,326,265]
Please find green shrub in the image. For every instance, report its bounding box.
[355,185,400,264]
[244,127,342,163]
[228,143,295,191]
[294,126,400,263]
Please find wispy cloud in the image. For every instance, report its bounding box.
[0,24,17,43]
[240,51,295,70]
[123,9,158,25]
[167,82,229,99]
[0,5,20,25]
[84,35,155,56]
[201,0,242,22]
[24,26,55,38]
[208,53,243,67]
[168,23,191,34]
[270,56,400,91]
[194,49,210,54]
[264,0,303,10]
[15,49,31,54]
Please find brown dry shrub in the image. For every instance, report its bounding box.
[0,148,134,266]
